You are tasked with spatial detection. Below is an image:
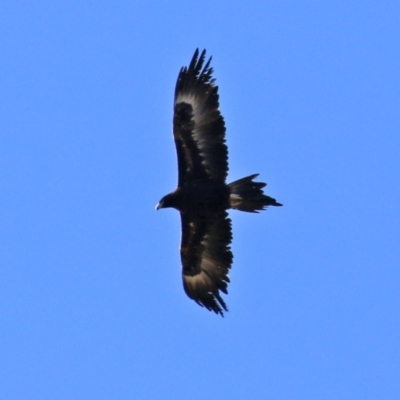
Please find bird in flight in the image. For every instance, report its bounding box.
[156,49,282,316]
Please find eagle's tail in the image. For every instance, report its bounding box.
[228,174,282,213]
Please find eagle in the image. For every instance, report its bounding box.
[156,49,282,316]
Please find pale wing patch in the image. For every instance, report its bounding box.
[175,93,220,171]
[184,271,214,294]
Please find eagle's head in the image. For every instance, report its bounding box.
[155,191,180,211]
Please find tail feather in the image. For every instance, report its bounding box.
[228,174,282,213]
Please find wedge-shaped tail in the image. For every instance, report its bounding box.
[229,174,282,213]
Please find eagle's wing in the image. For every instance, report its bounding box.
[180,210,233,316]
[173,49,228,186]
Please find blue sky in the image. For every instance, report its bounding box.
[1,1,399,399]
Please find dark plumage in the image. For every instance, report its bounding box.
[156,49,282,316]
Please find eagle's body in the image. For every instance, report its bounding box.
[156,49,281,316]
[159,179,230,212]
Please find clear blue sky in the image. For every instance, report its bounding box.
[1,1,399,399]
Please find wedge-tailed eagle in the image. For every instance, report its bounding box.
[156,49,282,316]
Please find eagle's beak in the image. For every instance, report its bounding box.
[155,201,162,210]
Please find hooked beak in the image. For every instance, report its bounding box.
[155,201,162,210]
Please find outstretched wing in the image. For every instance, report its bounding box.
[173,49,228,186]
[180,210,233,316]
